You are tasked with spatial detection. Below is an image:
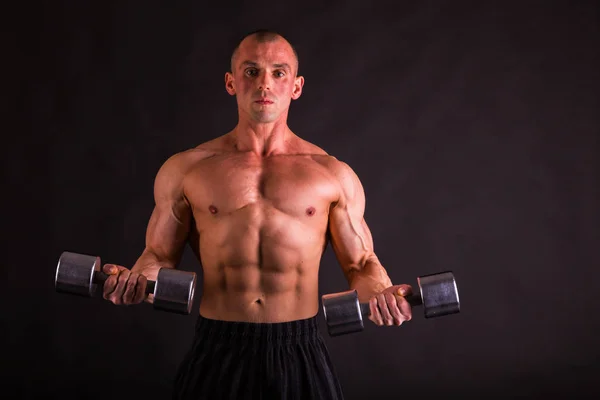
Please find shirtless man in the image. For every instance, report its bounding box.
[101,29,413,399]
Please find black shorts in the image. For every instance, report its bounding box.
[172,314,345,400]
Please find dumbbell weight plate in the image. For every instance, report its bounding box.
[55,251,102,297]
[153,267,197,315]
[321,290,366,337]
[418,271,460,318]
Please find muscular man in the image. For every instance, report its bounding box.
[101,29,413,399]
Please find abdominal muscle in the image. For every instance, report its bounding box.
[191,203,328,323]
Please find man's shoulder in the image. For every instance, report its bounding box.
[294,137,344,169]
[159,148,214,173]
[163,135,230,168]
[307,152,358,180]
[192,133,233,154]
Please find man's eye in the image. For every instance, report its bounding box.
[245,69,258,76]
[274,71,285,77]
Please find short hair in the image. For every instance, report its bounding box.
[230,29,300,75]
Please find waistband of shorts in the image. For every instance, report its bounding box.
[194,314,321,344]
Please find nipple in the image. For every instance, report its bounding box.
[209,205,218,214]
[306,206,316,216]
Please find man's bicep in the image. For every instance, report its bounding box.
[328,162,375,273]
[144,200,191,267]
[329,208,373,268]
[143,155,192,268]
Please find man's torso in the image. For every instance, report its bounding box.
[177,134,344,322]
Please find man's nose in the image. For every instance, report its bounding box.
[257,72,271,91]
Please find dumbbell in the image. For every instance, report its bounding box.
[54,251,197,315]
[321,271,460,336]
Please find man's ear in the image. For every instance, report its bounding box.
[291,75,304,100]
[225,72,236,95]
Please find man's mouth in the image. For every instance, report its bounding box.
[255,99,273,105]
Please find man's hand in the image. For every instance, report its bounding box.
[368,284,413,326]
[102,264,149,306]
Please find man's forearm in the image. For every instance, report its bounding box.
[347,255,393,303]
[131,250,161,277]
[130,247,178,302]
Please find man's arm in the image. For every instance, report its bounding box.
[328,160,412,326]
[132,153,192,277]
[103,153,192,305]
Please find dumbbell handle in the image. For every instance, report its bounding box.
[93,271,156,294]
[359,292,423,317]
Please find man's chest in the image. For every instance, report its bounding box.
[184,155,340,217]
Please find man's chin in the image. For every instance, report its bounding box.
[251,112,278,123]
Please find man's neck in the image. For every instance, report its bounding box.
[232,119,292,156]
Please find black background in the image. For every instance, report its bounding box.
[4,1,599,398]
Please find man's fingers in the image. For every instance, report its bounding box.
[395,284,413,297]
[369,297,383,325]
[384,292,404,325]
[394,284,414,322]
[397,295,413,322]
[102,275,118,300]
[102,265,120,300]
[132,275,148,304]
[376,293,394,326]
[122,272,140,305]
[99,264,148,306]
[102,264,119,275]
[367,285,415,328]
[107,269,131,305]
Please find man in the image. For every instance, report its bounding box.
[101,29,414,399]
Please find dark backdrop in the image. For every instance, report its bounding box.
[3,1,599,398]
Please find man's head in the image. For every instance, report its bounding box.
[225,29,304,124]
[230,29,300,75]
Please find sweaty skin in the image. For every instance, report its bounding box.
[102,33,413,326]
[143,137,368,322]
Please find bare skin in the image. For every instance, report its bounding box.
[102,33,413,327]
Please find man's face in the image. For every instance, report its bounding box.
[225,37,304,123]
